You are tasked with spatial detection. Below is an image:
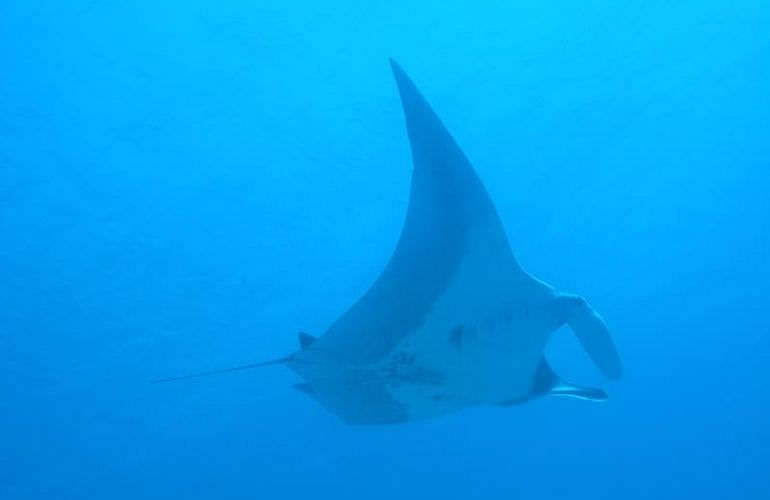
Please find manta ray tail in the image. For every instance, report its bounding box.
[151,356,290,384]
[153,332,321,383]
[557,293,623,379]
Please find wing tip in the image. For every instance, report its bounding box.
[389,58,412,95]
[388,57,401,73]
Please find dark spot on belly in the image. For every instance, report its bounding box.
[449,325,464,349]
[432,392,447,401]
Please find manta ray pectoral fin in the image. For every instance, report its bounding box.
[293,376,410,425]
[556,293,623,379]
[315,60,527,364]
[294,383,315,395]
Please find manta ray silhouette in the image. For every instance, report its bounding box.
[157,60,622,424]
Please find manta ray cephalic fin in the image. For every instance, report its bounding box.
[557,293,623,379]
[498,359,607,406]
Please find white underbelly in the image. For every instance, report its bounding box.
[379,232,555,420]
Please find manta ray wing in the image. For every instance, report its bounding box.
[308,60,537,365]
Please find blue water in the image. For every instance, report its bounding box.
[2,1,769,498]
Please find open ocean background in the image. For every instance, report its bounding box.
[2,1,769,498]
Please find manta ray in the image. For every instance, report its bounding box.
[158,60,622,424]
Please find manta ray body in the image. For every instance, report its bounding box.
[283,61,622,424]
[159,61,622,424]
